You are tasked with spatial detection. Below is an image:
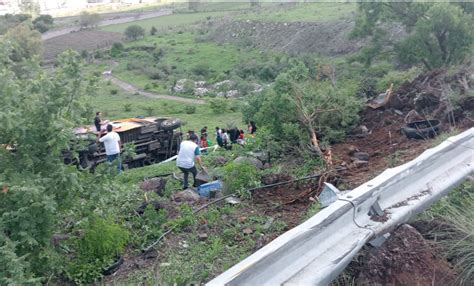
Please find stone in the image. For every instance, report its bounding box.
[353,152,370,161]
[393,109,404,116]
[346,145,360,156]
[198,233,208,241]
[234,156,263,170]
[404,109,423,123]
[243,228,253,235]
[173,189,200,202]
[353,159,369,168]
[139,177,167,195]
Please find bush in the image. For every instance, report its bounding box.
[66,217,129,284]
[192,63,211,77]
[123,103,132,112]
[184,105,196,114]
[150,26,158,36]
[125,25,145,41]
[110,42,124,57]
[79,12,100,28]
[110,88,118,95]
[144,67,166,80]
[143,106,154,116]
[222,161,261,195]
[376,67,420,93]
[209,98,228,113]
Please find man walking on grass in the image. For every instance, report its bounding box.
[97,124,122,172]
[176,133,205,190]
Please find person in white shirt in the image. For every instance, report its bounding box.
[97,124,122,172]
[176,133,205,190]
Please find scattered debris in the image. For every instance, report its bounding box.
[198,233,208,241]
[225,196,241,205]
[367,84,394,109]
[172,189,200,202]
[352,152,370,161]
[242,227,253,235]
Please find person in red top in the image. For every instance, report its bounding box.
[238,129,245,140]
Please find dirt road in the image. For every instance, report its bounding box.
[108,75,205,105]
[42,9,172,40]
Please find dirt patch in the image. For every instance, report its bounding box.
[353,224,457,285]
[43,30,123,61]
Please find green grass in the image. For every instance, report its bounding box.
[112,31,268,93]
[101,11,232,33]
[238,2,356,22]
[89,77,242,132]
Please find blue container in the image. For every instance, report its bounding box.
[197,180,222,198]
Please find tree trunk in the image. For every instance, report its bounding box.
[308,125,322,155]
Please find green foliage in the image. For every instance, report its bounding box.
[0,47,103,281]
[125,25,146,41]
[396,4,473,70]
[209,97,229,113]
[32,14,54,33]
[67,217,129,284]
[4,23,42,68]
[150,25,158,36]
[352,2,473,69]
[123,103,132,112]
[420,182,474,285]
[222,161,261,194]
[110,42,124,57]
[0,236,41,285]
[184,105,196,114]
[79,12,101,28]
[110,88,118,95]
[376,67,420,93]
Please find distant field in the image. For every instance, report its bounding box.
[89,76,242,132]
[101,11,231,33]
[112,31,268,92]
[238,2,356,22]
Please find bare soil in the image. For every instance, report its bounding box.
[43,30,123,62]
[353,224,457,286]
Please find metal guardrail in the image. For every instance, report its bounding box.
[207,128,474,286]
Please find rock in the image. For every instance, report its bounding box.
[140,177,167,195]
[212,156,228,166]
[198,233,208,241]
[194,87,209,97]
[393,109,404,116]
[263,162,271,169]
[263,217,275,230]
[351,125,369,137]
[173,189,200,202]
[346,145,360,156]
[226,90,240,98]
[353,159,369,168]
[234,156,263,170]
[242,227,253,235]
[353,152,370,161]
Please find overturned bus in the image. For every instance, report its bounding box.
[65,117,182,170]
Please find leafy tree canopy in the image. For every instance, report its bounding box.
[352,2,474,70]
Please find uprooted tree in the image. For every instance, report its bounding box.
[351,2,474,70]
[244,61,362,158]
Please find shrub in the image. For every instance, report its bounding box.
[222,161,261,195]
[79,12,100,28]
[110,88,118,95]
[143,106,154,116]
[376,67,420,93]
[209,98,228,113]
[184,105,196,114]
[123,103,132,112]
[150,26,158,36]
[192,63,211,77]
[124,25,145,41]
[66,217,129,284]
[110,42,124,57]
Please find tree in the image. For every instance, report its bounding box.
[351,2,473,69]
[396,4,473,70]
[125,25,145,41]
[150,25,157,36]
[79,12,101,28]
[32,14,54,33]
[0,44,100,280]
[4,23,42,62]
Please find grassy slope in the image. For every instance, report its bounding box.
[101,11,231,33]
[90,76,242,132]
[238,2,356,22]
